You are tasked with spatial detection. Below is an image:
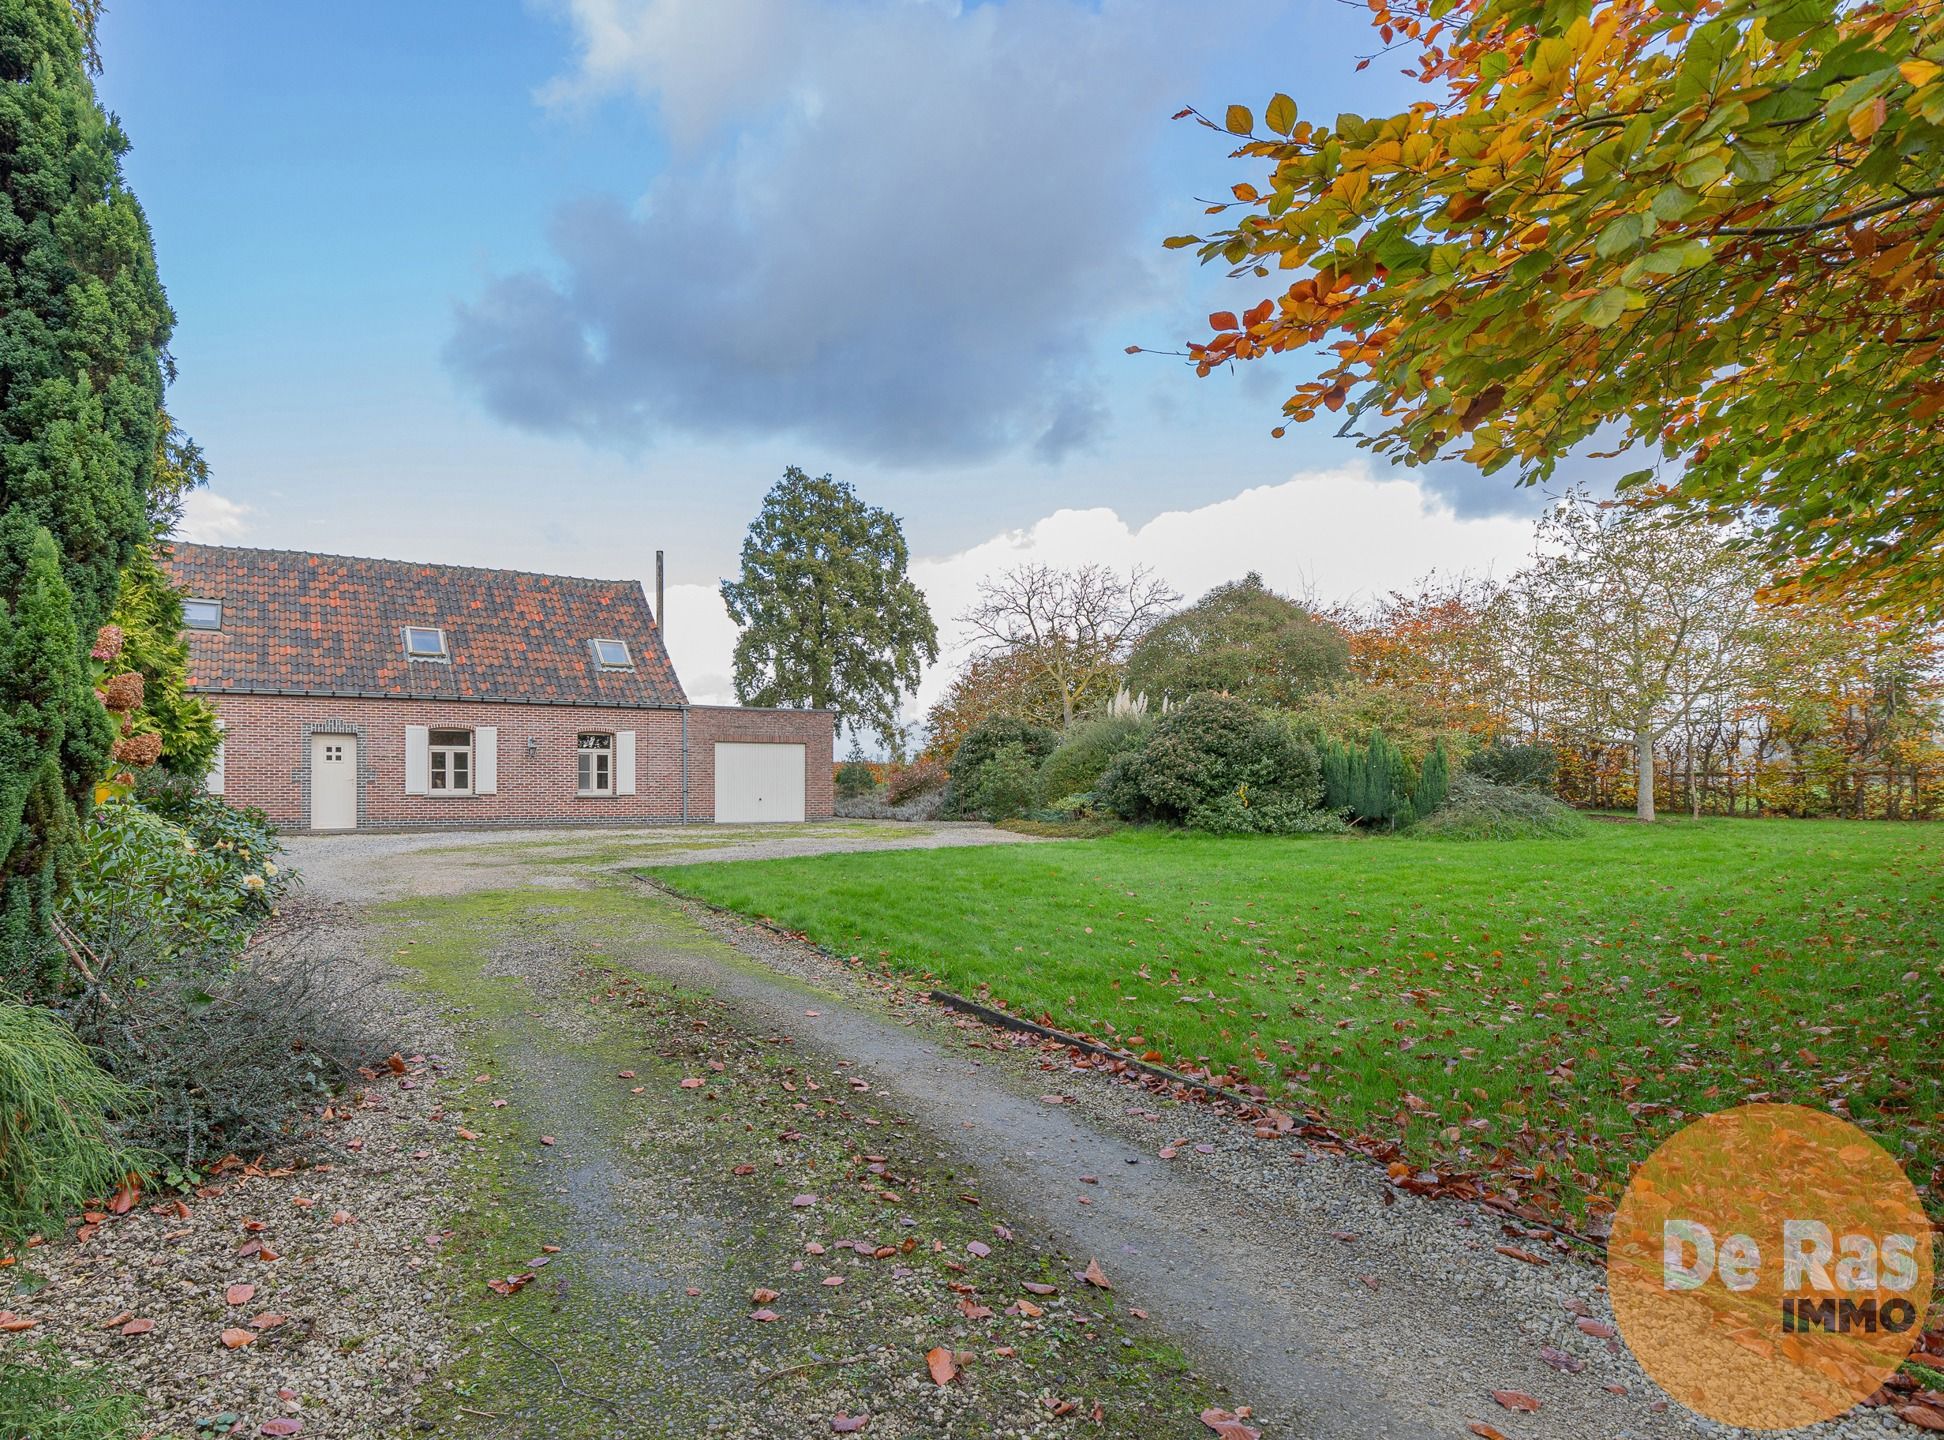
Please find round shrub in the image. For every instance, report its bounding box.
[968,741,1041,821]
[945,716,1057,818]
[1037,715,1147,804]
[1100,694,1324,829]
[1411,773,1583,840]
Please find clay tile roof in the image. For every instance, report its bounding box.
[162,543,687,709]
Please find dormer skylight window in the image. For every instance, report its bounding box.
[591,638,633,670]
[403,625,449,661]
[183,598,223,631]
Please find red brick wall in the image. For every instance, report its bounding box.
[205,694,833,830]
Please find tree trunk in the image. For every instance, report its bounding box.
[1636,724,1656,822]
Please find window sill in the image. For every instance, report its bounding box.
[575,791,617,800]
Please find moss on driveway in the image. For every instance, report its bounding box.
[376,884,1208,1439]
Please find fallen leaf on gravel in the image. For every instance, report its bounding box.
[732,1164,756,1176]
[331,1210,353,1225]
[1468,1425,1509,1440]
[1158,1147,1178,1160]
[958,1299,993,1319]
[831,1415,869,1433]
[751,1288,780,1304]
[1015,1299,1044,1317]
[1199,1409,1260,1439]
[618,1070,636,1079]
[685,1287,700,1297]
[107,1179,140,1214]
[791,1194,818,1208]
[1023,1282,1057,1296]
[1495,1245,1548,1267]
[540,1243,561,1253]
[260,1421,303,1436]
[540,1136,556,1147]
[1040,1095,1068,1105]
[1491,1391,1541,1412]
[822,1276,845,1288]
[220,1327,255,1348]
[1330,1231,1357,1244]
[99,1311,132,1329]
[0,1313,39,1332]
[1082,1258,1112,1290]
[926,1347,958,1385]
[456,1129,478,1141]
[258,1245,280,1262]
[750,1308,780,1322]
[225,1283,255,1306]
[679,1078,705,1089]
[1130,1307,1149,1319]
[247,1313,287,1331]
[386,1053,407,1074]
[1538,1345,1585,1374]
[1574,1318,1615,1338]
[119,1318,154,1336]
[966,1241,990,1258]
[1900,1405,1944,1433]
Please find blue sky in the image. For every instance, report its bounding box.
[96,1,1575,710]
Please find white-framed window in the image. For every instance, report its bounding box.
[591,638,633,670]
[404,625,449,661]
[577,732,614,795]
[183,598,222,631]
[429,728,473,793]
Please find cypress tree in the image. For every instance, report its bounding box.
[1362,731,1397,826]
[1413,740,1450,822]
[0,0,173,982]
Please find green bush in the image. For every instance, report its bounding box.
[1412,741,1451,822]
[1187,790,1350,836]
[1320,730,1418,827]
[967,741,1041,821]
[1412,773,1584,840]
[0,1346,140,1440]
[945,716,1057,818]
[1036,715,1147,804]
[1466,740,1558,792]
[60,801,290,966]
[835,758,878,799]
[0,1004,146,1240]
[1098,694,1324,830]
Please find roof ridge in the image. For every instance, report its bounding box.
[166,541,649,592]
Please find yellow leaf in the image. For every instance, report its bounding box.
[1900,59,1941,90]
[1265,92,1297,135]
[1225,104,1254,135]
[1847,96,1886,141]
[1231,182,1259,203]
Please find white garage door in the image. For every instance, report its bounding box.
[713,742,806,823]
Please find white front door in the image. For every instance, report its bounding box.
[713,742,806,823]
[309,734,358,830]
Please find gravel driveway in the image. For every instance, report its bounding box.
[248,822,1921,1440]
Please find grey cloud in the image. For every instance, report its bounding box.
[447,0,1237,466]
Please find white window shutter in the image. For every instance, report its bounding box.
[207,737,226,796]
[475,727,498,794]
[616,730,637,795]
[405,726,430,794]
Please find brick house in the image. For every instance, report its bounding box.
[164,544,833,831]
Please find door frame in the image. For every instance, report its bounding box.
[302,723,365,831]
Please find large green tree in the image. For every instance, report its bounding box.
[721,467,938,750]
[1124,572,1348,709]
[1,0,173,971]
[1164,0,1944,607]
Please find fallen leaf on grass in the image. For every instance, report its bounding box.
[1199,1409,1260,1439]
[679,1078,705,1089]
[822,1276,845,1288]
[926,1346,958,1385]
[617,1070,636,1079]
[1082,1258,1112,1290]
[220,1327,255,1349]
[1022,1281,1057,1296]
[225,1283,255,1306]
[1491,1391,1541,1412]
[966,1241,990,1258]
[485,1273,535,1296]
[1015,1299,1043,1318]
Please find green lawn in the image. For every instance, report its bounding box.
[649,820,1944,1223]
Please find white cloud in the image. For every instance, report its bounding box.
[178,491,253,544]
[664,466,1539,740]
[449,0,1244,463]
